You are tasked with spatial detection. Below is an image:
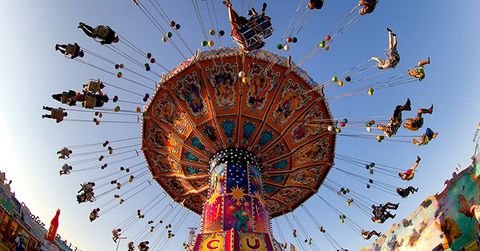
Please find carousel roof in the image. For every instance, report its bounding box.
[142,47,336,217]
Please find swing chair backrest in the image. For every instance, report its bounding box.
[238,24,256,41]
[384,49,400,67]
[87,193,95,202]
[65,44,80,58]
[93,26,111,39]
[235,25,262,51]
[244,16,273,38]
[86,80,102,92]
[390,50,400,66]
[384,117,401,137]
[236,16,273,51]
[83,95,97,109]
[360,0,378,9]
[60,93,71,103]
[51,109,64,119]
[253,16,273,38]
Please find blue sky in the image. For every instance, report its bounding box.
[1,0,480,250]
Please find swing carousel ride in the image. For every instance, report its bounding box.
[45,0,437,250]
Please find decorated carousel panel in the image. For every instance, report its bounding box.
[142,47,336,219]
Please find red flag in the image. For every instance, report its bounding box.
[45,209,61,242]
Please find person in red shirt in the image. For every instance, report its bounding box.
[399,156,421,181]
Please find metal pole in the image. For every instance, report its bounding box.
[115,237,127,251]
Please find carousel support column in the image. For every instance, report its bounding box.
[192,148,278,251]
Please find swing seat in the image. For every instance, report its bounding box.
[389,53,400,68]
[236,25,261,50]
[60,93,71,104]
[384,49,400,68]
[235,16,273,51]
[51,109,64,119]
[93,26,113,39]
[64,43,81,59]
[383,118,401,138]
[86,79,103,92]
[253,16,273,38]
[83,95,97,109]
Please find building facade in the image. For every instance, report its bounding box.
[0,172,78,251]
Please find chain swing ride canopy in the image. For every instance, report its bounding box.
[142,47,336,218]
[43,0,443,249]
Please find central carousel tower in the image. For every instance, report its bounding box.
[142,48,336,250]
[194,148,273,250]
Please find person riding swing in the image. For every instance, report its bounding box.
[78,22,120,45]
[223,0,272,51]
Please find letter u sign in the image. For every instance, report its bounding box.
[246,238,260,249]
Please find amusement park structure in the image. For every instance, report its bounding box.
[142,48,335,250]
[362,138,480,251]
[44,0,442,250]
